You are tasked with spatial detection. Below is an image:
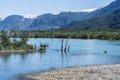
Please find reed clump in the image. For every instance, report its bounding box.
[38,43,49,53]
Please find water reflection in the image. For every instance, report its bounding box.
[0,54,12,63]
[39,49,46,53]
[60,50,69,66]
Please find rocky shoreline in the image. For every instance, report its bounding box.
[24,64,120,80]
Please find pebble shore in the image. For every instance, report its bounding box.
[25,64,120,80]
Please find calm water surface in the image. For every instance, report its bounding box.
[0,38,120,80]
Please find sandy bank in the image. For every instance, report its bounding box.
[0,50,35,54]
[25,64,120,80]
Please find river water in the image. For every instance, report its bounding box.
[0,38,120,80]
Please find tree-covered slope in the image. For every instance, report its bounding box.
[91,0,120,17]
[29,12,89,30]
[60,8,120,30]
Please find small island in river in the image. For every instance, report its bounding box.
[0,31,35,54]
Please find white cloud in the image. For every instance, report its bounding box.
[62,8,98,13]
[80,8,98,12]
[24,14,38,18]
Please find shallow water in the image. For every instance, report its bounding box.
[0,38,120,80]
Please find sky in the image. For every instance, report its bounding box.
[0,0,115,18]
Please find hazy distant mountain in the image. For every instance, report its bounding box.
[0,15,33,30]
[60,0,120,30]
[0,17,2,28]
[0,12,90,30]
[29,12,89,30]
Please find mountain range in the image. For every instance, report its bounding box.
[29,12,90,30]
[60,0,120,30]
[60,8,120,30]
[0,0,120,30]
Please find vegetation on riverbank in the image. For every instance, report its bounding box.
[8,30,120,40]
[0,31,35,53]
[0,30,119,53]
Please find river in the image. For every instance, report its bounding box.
[0,38,120,80]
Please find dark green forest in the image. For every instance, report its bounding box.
[3,30,120,40]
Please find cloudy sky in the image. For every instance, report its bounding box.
[0,0,114,18]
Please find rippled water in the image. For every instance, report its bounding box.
[0,38,120,80]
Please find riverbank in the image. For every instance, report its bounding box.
[0,50,35,54]
[24,64,120,80]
